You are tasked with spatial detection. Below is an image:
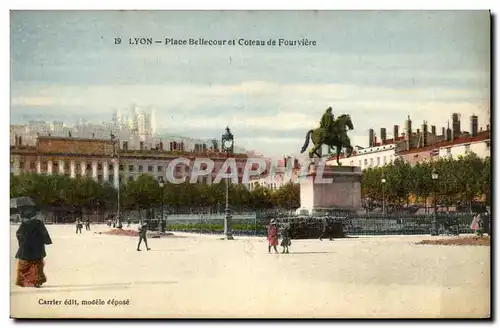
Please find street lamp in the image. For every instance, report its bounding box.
[158,176,165,233]
[431,169,439,236]
[221,126,234,240]
[381,177,386,216]
[111,133,122,229]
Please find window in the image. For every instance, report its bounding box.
[119,175,124,182]
[109,164,113,171]
[76,163,81,171]
[464,144,471,153]
[64,162,69,170]
[86,164,92,171]
[30,162,36,169]
[98,174,103,182]
[119,165,124,171]
[376,157,380,166]
[129,165,134,172]
[148,165,153,172]
[364,159,368,166]
[370,158,374,166]
[128,176,134,181]
[138,165,143,172]
[108,175,114,182]
[98,163,103,170]
[158,166,163,172]
[383,156,387,165]
[53,161,58,167]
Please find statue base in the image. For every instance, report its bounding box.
[296,164,363,216]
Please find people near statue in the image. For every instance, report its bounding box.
[137,220,151,251]
[15,208,52,288]
[85,218,91,231]
[280,223,292,254]
[267,219,279,254]
[75,218,83,234]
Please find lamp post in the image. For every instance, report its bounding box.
[431,169,439,236]
[158,176,165,233]
[221,126,234,240]
[111,133,122,229]
[381,177,386,216]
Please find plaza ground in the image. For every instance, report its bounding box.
[10,224,490,318]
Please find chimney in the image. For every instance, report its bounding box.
[122,141,128,150]
[393,125,399,141]
[14,134,18,146]
[422,121,428,147]
[416,128,420,135]
[442,127,445,136]
[368,129,374,147]
[470,115,478,137]
[452,113,461,139]
[18,136,22,146]
[380,128,387,144]
[92,133,94,139]
[140,141,144,151]
[406,115,412,136]
[431,125,436,135]
[159,141,163,150]
[446,122,452,141]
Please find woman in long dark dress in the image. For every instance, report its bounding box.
[15,209,52,288]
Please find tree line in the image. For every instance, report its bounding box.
[361,153,491,212]
[10,173,301,214]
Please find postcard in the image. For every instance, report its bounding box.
[10,10,491,319]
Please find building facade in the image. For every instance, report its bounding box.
[10,136,254,188]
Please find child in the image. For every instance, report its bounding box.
[280,223,291,254]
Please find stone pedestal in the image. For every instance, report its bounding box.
[297,164,362,216]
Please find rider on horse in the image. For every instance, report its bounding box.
[320,107,335,137]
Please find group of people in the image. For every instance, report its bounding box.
[75,218,91,233]
[267,219,292,254]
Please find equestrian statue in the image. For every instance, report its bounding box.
[300,106,355,165]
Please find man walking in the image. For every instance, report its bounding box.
[75,218,83,234]
[137,221,151,251]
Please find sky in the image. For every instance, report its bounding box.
[10,10,490,156]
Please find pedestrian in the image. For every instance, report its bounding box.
[15,208,52,288]
[280,223,292,254]
[267,219,279,254]
[85,218,91,231]
[319,218,331,241]
[137,221,151,251]
[75,218,83,234]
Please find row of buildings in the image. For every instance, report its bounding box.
[10,135,269,188]
[10,104,237,156]
[326,113,491,168]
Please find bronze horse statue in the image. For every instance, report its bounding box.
[300,113,355,165]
